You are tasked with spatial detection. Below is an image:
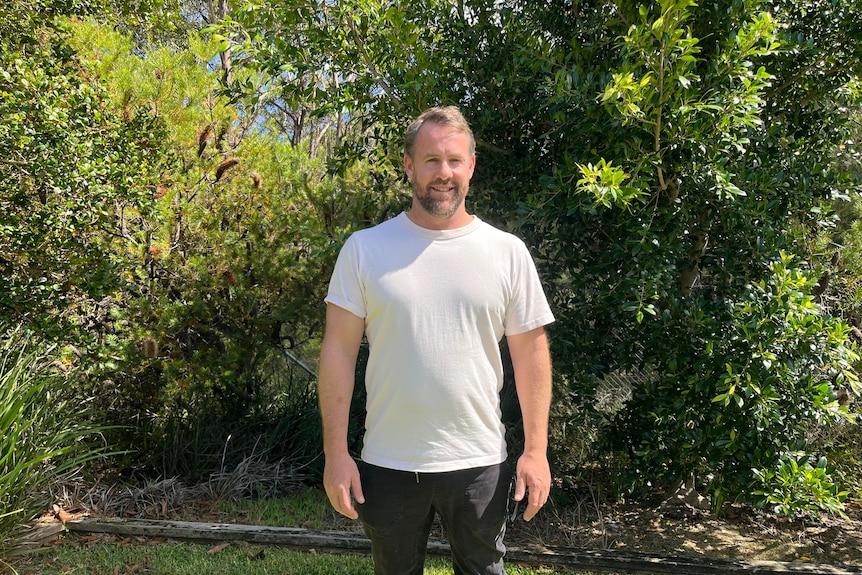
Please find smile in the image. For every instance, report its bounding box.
[429,182,455,192]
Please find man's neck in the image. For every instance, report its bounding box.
[406,207,474,231]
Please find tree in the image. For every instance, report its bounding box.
[59,18,407,475]
[0,0,168,334]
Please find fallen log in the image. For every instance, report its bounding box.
[67,517,862,575]
[14,521,66,549]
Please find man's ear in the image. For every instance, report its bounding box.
[404,154,414,180]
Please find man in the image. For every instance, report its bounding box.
[318,106,554,575]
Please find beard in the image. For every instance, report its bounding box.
[414,179,464,218]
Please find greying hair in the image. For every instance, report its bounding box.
[404,106,476,158]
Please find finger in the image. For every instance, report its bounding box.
[523,479,549,522]
[338,488,358,519]
[523,503,538,522]
[522,494,542,522]
[352,473,366,506]
[327,492,354,519]
[513,473,527,502]
[522,489,545,522]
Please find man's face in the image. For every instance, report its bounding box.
[404,122,476,223]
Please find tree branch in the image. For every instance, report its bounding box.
[346,17,401,106]
[0,159,30,167]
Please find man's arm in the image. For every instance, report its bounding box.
[318,302,367,519]
[507,325,552,522]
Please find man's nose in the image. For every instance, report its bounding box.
[438,161,454,179]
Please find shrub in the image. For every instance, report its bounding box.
[0,324,111,551]
[610,252,860,511]
[753,454,848,519]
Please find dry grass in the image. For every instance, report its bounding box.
[52,451,309,521]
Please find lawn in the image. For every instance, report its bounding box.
[5,488,587,574]
[8,538,583,575]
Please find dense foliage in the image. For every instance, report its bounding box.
[223,0,862,514]
[59,19,405,476]
[0,0,169,537]
[0,1,167,333]
[2,0,861,528]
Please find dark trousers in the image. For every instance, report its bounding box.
[357,460,510,575]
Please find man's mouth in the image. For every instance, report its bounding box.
[429,183,454,194]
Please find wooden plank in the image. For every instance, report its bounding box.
[15,522,66,548]
[503,545,862,575]
[67,518,862,575]
[69,518,375,551]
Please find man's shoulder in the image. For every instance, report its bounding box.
[474,219,528,248]
[347,213,406,242]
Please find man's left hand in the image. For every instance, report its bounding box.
[513,452,551,522]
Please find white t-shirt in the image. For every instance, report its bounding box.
[325,212,554,472]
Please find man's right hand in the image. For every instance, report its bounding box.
[323,452,365,519]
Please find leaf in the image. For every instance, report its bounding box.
[56,508,75,523]
[208,542,230,554]
[248,549,266,560]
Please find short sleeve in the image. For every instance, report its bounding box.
[324,235,367,319]
[504,241,555,336]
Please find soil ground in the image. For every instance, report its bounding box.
[506,497,862,567]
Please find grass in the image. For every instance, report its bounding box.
[0,325,113,552]
[209,487,340,529]
[5,486,590,574]
[8,538,585,575]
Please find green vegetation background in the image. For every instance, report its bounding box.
[2,0,862,555]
